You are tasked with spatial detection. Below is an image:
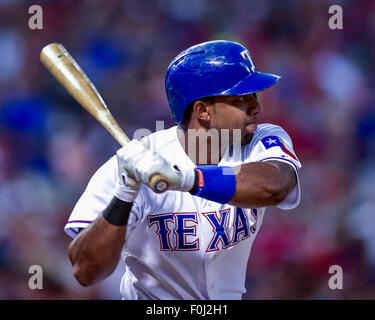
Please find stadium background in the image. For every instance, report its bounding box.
[0,0,374,299]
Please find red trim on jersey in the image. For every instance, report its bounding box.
[279,142,298,161]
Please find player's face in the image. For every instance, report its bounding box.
[208,94,262,145]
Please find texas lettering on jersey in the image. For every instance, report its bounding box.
[147,207,258,252]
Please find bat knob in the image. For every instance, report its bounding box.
[150,175,169,193]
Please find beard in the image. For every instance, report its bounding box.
[241,132,253,145]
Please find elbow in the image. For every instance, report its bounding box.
[269,189,287,206]
[68,243,117,287]
[68,244,96,287]
[266,162,297,206]
[72,264,96,287]
[264,181,290,206]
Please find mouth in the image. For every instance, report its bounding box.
[244,121,257,132]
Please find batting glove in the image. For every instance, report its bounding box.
[116,137,195,193]
[114,140,145,202]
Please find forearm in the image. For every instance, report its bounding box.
[191,161,296,208]
[229,161,296,207]
[68,200,130,286]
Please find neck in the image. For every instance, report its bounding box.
[177,124,228,165]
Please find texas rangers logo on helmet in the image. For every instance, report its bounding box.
[240,50,256,73]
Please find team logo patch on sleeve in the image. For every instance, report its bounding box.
[261,136,298,160]
[261,136,282,149]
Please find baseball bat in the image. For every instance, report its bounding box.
[40,43,169,194]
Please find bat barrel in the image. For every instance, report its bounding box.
[40,43,130,147]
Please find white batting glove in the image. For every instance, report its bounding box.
[116,137,195,193]
[114,141,144,203]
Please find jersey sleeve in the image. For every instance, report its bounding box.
[64,156,143,238]
[250,124,302,210]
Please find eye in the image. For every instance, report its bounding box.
[237,96,246,102]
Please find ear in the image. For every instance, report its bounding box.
[193,100,211,122]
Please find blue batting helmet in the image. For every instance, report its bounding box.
[165,40,281,123]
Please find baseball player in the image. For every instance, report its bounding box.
[65,40,301,300]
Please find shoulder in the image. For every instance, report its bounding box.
[249,122,301,167]
[251,123,295,148]
[253,123,291,140]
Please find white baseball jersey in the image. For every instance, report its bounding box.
[65,123,301,300]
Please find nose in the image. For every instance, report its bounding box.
[245,94,262,116]
[253,101,263,115]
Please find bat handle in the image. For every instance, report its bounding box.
[150,174,170,193]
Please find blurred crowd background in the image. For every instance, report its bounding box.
[0,0,374,299]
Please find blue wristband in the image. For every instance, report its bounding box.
[193,166,236,204]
